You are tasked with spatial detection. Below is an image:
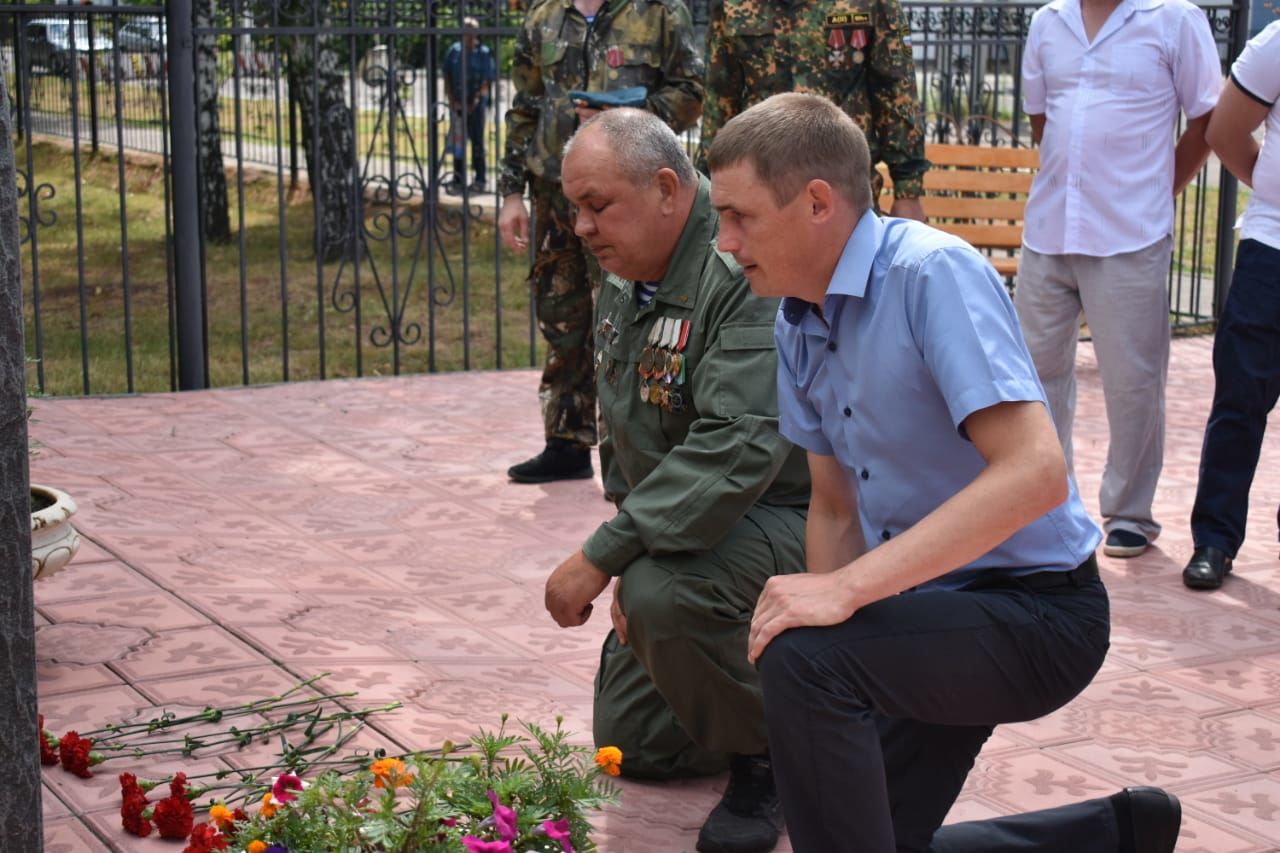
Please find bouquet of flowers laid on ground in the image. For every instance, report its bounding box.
[39,674,621,852]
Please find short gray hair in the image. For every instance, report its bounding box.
[707,93,872,210]
[564,108,698,188]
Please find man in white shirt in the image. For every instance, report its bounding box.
[1183,20,1280,590]
[1016,0,1221,559]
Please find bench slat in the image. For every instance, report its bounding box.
[926,143,1040,170]
[920,196,1026,221]
[944,223,1025,249]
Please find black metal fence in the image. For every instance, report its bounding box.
[4,0,1247,396]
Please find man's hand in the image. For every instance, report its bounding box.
[609,577,628,645]
[889,196,927,223]
[747,572,857,664]
[545,550,611,628]
[498,193,530,251]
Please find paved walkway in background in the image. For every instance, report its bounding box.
[30,337,1280,852]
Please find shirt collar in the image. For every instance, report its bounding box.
[782,209,883,324]
[1047,0,1164,13]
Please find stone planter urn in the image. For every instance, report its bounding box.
[30,484,81,581]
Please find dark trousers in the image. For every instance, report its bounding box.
[758,571,1112,852]
[1190,238,1280,556]
[452,104,486,182]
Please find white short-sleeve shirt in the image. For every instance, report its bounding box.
[1021,0,1222,257]
[1231,20,1280,250]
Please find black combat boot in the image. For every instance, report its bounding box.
[507,438,593,484]
[695,754,783,853]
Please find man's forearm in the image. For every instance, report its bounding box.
[805,506,866,574]
[1173,113,1213,196]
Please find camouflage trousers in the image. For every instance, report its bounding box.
[529,180,598,447]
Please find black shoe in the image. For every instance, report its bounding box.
[1104,529,1149,558]
[443,177,463,196]
[507,439,593,484]
[468,179,487,194]
[1111,786,1181,853]
[1182,545,1232,590]
[695,754,783,853]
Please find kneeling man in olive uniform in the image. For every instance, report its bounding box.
[543,109,809,853]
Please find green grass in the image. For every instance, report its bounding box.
[21,140,541,396]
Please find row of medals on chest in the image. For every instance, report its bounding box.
[639,315,691,412]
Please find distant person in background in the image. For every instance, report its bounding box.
[1015,0,1221,559]
[443,17,496,195]
[497,0,703,485]
[1183,20,1280,590]
[700,0,929,221]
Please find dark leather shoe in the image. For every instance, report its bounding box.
[1113,786,1181,853]
[696,754,783,853]
[1182,545,1232,590]
[507,439,593,484]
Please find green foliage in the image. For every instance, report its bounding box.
[227,718,618,853]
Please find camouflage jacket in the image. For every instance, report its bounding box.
[498,0,704,198]
[700,0,928,199]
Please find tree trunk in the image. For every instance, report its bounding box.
[283,0,356,264]
[194,0,231,244]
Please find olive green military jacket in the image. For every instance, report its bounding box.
[497,0,705,198]
[700,0,928,199]
[582,177,810,576]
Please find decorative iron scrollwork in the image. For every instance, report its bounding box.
[16,168,57,245]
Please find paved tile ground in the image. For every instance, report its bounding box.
[30,337,1280,852]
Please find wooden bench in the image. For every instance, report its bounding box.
[879,143,1039,280]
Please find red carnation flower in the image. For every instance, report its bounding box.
[153,773,195,840]
[38,715,58,766]
[58,731,95,778]
[182,822,229,853]
[119,773,153,838]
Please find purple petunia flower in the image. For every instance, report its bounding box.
[462,837,514,853]
[486,789,518,841]
[265,845,290,853]
[543,818,575,853]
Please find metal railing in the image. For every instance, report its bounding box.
[4,0,1247,396]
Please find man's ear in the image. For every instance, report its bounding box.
[806,179,836,223]
[655,168,681,210]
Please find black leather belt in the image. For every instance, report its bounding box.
[1016,553,1099,590]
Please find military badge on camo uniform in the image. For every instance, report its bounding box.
[825,12,872,70]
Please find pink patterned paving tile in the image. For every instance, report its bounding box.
[970,751,1118,813]
[40,591,212,632]
[1106,628,1226,669]
[180,591,310,626]
[1000,703,1094,748]
[112,625,269,682]
[34,561,164,605]
[1075,671,1238,715]
[1206,712,1280,771]
[316,532,429,564]
[132,665,314,708]
[382,621,529,660]
[1058,741,1253,789]
[431,583,552,625]
[301,662,443,704]
[293,592,454,625]
[392,498,499,530]
[177,538,352,574]
[40,684,153,735]
[270,562,401,595]
[428,660,593,701]
[37,660,127,697]
[43,817,109,853]
[1158,658,1280,706]
[37,622,153,666]
[1181,776,1280,844]
[124,559,282,594]
[943,794,1011,824]
[43,784,72,820]
[1176,812,1275,853]
[69,538,116,564]
[233,623,404,662]
[486,622,611,658]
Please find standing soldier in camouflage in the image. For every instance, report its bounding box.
[498,0,704,483]
[700,0,929,221]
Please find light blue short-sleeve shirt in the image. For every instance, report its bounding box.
[775,213,1102,590]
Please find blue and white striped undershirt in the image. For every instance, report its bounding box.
[636,281,660,307]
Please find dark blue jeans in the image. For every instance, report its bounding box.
[452,103,486,183]
[1190,238,1280,556]
[758,574,1111,852]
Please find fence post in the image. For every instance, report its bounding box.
[1213,0,1252,318]
[166,0,207,390]
[0,73,43,851]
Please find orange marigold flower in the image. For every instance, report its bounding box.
[258,792,277,819]
[247,842,268,853]
[593,745,623,776]
[208,803,235,830]
[370,757,415,789]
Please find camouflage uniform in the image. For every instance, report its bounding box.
[587,177,809,776]
[498,0,704,447]
[700,0,928,201]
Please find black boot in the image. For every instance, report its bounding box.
[507,439,593,484]
[1111,786,1181,853]
[695,754,783,853]
[1182,546,1232,590]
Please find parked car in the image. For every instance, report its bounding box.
[115,19,164,54]
[25,18,114,76]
